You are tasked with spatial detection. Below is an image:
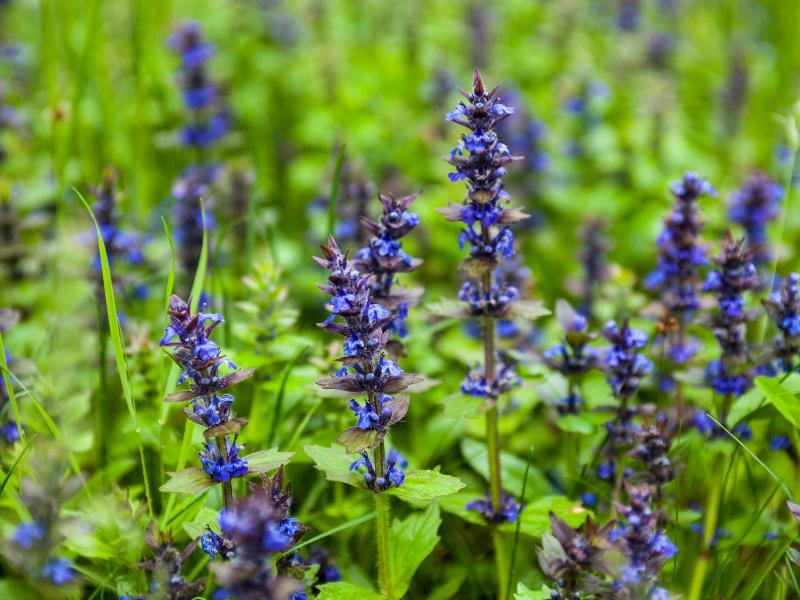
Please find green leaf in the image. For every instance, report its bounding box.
[338,427,384,453]
[728,386,767,426]
[514,582,553,599]
[0,580,36,599]
[437,491,486,525]
[500,495,589,538]
[388,504,442,599]
[461,438,550,499]
[508,300,551,321]
[385,468,464,502]
[304,444,364,488]
[556,414,596,434]
[439,393,489,418]
[317,582,385,600]
[160,467,215,495]
[755,376,800,428]
[244,448,294,474]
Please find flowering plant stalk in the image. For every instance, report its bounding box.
[645,172,714,418]
[168,21,229,286]
[314,236,421,596]
[441,68,539,599]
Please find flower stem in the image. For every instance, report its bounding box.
[482,271,503,509]
[373,441,393,597]
[217,437,234,510]
[482,269,506,600]
[493,528,509,600]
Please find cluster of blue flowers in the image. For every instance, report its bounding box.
[208,483,306,599]
[168,21,229,149]
[466,491,522,524]
[11,522,75,585]
[763,273,800,372]
[168,21,228,281]
[460,361,520,398]
[3,465,81,590]
[602,320,653,401]
[349,449,407,492]
[543,301,599,414]
[160,294,253,483]
[610,483,677,596]
[729,171,783,266]
[89,170,144,274]
[316,237,420,489]
[354,192,421,338]
[443,69,531,525]
[443,69,527,263]
[703,235,759,399]
[646,172,715,362]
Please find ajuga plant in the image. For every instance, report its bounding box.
[314,236,422,595]
[609,482,677,599]
[729,171,783,268]
[645,172,714,414]
[159,295,292,506]
[537,512,616,599]
[168,21,229,285]
[597,320,653,494]
[763,273,800,373]
[121,525,203,600]
[702,234,759,421]
[205,469,307,599]
[88,170,145,312]
[542,300,598,416]
[354,191,422,343]
[440,68,546,598]
[2,448,82,594]
[159,295,303,594]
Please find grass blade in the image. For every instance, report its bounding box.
[706,413,795,501]
[77,188,154,519]
[290,511,377,553]
[267,345,310,447]
[0,436,32,497]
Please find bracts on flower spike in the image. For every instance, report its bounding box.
[354,191,423,342]
[702,234,759,417]
[315,237,422,455]
[763,273,800,373]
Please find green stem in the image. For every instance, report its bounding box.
[218,437,234,510]
[373,441,393,597]
[494,529,509,600]
[482,271,503,510]
[688,453,724,600]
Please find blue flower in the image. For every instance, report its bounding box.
[12,521,46,548]
[199,436,248,482]
[729,172,783,264]
[200,527,225,559]
[349,399,379,430]
[466,491,522,525]
[42,558,75,586]
[770,435,791,451]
